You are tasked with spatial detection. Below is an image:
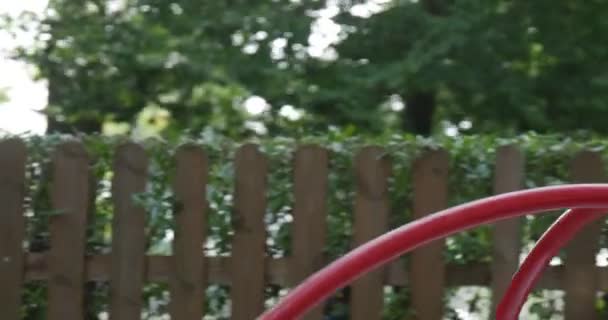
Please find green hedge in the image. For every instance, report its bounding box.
[7,130,608,319]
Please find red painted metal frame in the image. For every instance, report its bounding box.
[496,207,607,320]
[258,184,608,320]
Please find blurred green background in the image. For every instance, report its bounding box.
[3,0,608,319]
[4,0,608,139]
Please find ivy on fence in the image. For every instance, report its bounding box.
[4,130,608,319]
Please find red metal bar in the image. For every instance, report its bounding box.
[258,184,608,320]
[496,207,606,320]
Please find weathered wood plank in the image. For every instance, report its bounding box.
[170,145,208,320]
[21,253,608,291]
[289,145,329,320]
[490,145,524,313]
[409,149,449,320]
[48,141,91,320]
[0,139,27,319]
[109,142,148,320]
[231,144,267,320]
[564,151,605,320]
[350,146,391,320]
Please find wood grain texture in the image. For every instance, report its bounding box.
[564,151,605,320]
[490,145,524,313]
[21,253,608,291]
[109,142,148,320]
[350,146,391,320]
[289,145,329,320]
[0,139,27,319]
[408,149,449,320]
[48,141,91,320]
[231,144,267,320]
[170,145,208,320]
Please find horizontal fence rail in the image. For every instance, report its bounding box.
[0,138,606,320]
[20,253,608,290]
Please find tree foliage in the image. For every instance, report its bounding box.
[12,0,322,136]
[7,0,608,137]
[297,0,608,134]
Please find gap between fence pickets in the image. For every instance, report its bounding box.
[22,252,608,289]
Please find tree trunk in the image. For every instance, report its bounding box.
[403,91,436,136]
[398,0,447,136]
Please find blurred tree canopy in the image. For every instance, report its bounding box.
[7,0,608,137]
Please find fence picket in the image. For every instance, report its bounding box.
[564,151,605,320]
[109,142,148,320]
[5,140,608,318]
[170,145,208,320]
[48,141,91,320]
[0,139,27,319]
[289,145,329,320]
[409,149,449,320]
[490,145,524,313]
[350,146,391,320]
[231,144,267,320]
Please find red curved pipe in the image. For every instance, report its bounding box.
[258,184,608,320]
[496,207,606,320]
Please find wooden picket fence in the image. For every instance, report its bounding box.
[1,138,607,320]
